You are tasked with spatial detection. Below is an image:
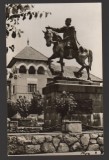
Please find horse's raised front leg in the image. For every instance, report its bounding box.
[47,52,57,69]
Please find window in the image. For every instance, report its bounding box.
[37,66,45,74]
[28,84,37,92]
[28,66,35,74]
[19,65,26,73]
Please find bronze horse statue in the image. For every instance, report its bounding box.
[43,28,93,80]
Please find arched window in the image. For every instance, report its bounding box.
[37,66,45,74]
[19,65,26,74]
[28,66,35,74]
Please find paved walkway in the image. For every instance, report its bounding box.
[8,151,102,156]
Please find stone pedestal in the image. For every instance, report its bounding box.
[42,77,103,131]
[62,120,82,133]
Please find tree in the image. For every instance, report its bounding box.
[16,96,31,118]
[53,91,77,122]
[7,99,17,118]
[30,91,44,115]
[6,4,51,52]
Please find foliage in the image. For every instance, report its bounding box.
[9,91,44,118]
[30,91,44,115]
[16,96,31,118]
[7,99,17,118]
[6,4,51,52]
[53,91,77,121]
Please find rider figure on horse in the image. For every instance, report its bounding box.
[44,19,93,80]
[46,18,79,59]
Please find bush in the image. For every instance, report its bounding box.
[16,96,31,118]
[7,99,17,118]
[30,91,44,115]
[53,91,77,122]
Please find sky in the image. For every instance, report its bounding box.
[7,3,102,78]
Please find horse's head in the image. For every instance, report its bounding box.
[43,29,53,47]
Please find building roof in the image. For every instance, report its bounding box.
[48,64,102,82]
[7,46,48,68]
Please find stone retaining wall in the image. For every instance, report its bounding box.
[8,126,43,133]
[8,132,104,155]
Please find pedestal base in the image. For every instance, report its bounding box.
[43,77,103,131]
[62,120,82,133]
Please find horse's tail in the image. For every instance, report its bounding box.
[88,50,93,70]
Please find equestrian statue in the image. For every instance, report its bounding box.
[43,18,93,80]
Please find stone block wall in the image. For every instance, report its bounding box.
[8,132,104,155]
[7,119,43,133]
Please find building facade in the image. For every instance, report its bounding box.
[7,44,52,101]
